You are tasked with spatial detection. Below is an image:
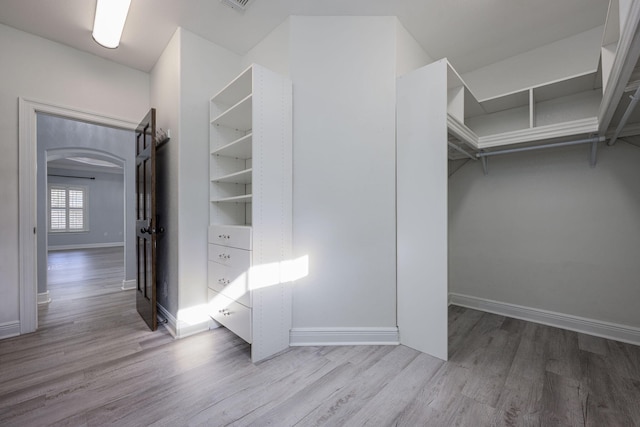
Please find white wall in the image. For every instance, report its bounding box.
[241,17,290,77]
[151,27,241,329]
[462,26,604,100]
[178,29,241,328]
[395,20,434,77]
[151,29,181,316]
[290,16,397,329]
[449,142,640,328]
[0,23,148,333]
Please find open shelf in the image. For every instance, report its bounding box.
[212,194,253,203]
[466,105,530,137]
[446,57,602,148]
[211,66,252,107]
[212,95,252,131]
[212,168,252,184]
[479,90,529,115]
[534,90,601,127]
[212,133,252,159]
[533,72,600,102]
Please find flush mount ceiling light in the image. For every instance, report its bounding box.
[92,0,132,49]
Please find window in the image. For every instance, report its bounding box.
[49,185,88,232]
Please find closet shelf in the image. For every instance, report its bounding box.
[211,65,253,107]
[446,58,602,151]
[211,133,252,159]
[212,194,252,203]
[212,94,252,131]
[448,113,599,150]
[212,168,252,184]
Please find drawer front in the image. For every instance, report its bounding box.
[208,244,251,269]
[207,261,251,307]
[209,225,252,250]
[208,289,252,343]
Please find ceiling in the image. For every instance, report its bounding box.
[0,0,609,73]
[48,156,124,174]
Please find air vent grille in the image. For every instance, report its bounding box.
[220,0,253,12]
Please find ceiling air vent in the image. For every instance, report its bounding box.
[220,0,253,13]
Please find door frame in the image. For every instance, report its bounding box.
[18,98,137,334]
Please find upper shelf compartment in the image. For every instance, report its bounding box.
[445,59,602,149]
[212,95,252,131]
[212,66,253,108]
[212,133,252,159]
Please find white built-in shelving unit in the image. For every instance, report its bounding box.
[208,64,292,363]
[447,64,602,150]
[447,0,640,154]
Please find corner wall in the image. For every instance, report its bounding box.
[241,17,290,76]
[289,16,398,334]
[178,29,241,334]
[448,142,640,334]
[396,20,434,76]
[151,27,241,334]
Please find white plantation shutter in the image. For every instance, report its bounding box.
[68,189,84,230]
[50,188,67,230]
[49,185,88,232]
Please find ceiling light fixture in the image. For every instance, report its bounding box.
[92,0,132,49]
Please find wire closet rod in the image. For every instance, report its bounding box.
[476,136,603,158]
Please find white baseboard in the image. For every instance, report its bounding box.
[156,304,210,339]
[48,242,124,251]
[290,327,400,346]
[121,279,136,291]
[449,293,640,346]
[157,303,177,338]
[176,320,211,339]
[37,291,51,305]
[0,321,21,339]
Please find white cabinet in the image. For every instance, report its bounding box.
[208,64,292,363]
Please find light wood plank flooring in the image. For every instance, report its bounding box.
[1,248,639,426]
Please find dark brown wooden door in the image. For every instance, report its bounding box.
[135,109,157,331]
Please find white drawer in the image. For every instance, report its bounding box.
[208,244,251,269]
[208,289,252,343]
[208,261,251,307]
[209,225,252,250]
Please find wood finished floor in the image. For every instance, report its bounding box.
[1,248,639,426]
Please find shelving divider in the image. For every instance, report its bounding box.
[529,88,536,128]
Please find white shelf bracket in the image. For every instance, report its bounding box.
[447,142,477,161]
[590,138,598,168]
[608,86,640,146]
[481,155,489,175]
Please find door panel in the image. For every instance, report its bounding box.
[136,109,157,331]
[397,62,448,361]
